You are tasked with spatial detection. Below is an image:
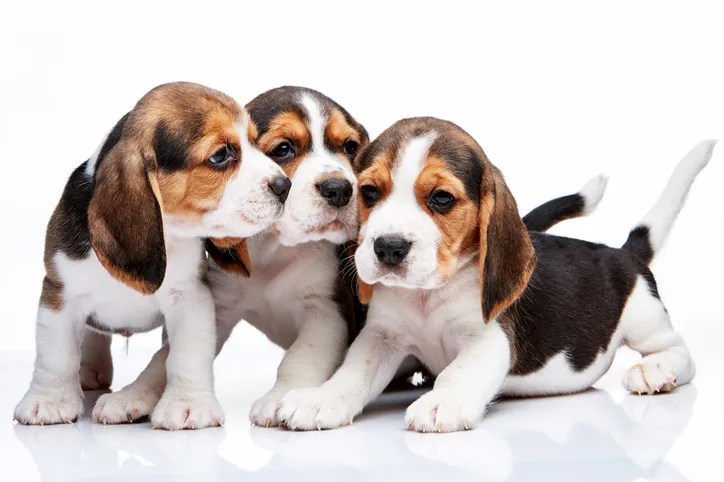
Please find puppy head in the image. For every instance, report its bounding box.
[247,86,369,246]
[88,82,288,293]
[354,117,536,321]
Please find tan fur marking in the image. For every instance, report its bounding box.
[39,276,63,311]
[207,237,252,277]
[326,109,362,148]
[247,117,259,144]
[256,111,310,180]
[356,153,393,225]
[414,155,479,282]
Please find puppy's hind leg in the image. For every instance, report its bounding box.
[15,305,86,425]
[620,277,695,395]
[79,330,113,390]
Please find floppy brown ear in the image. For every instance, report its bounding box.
[478,162,536,322]
[205,237,252,277]
[88,134,167,295]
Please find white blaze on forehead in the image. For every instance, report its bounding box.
[298,93,353,176]
[363,132,438,234]
[301,93,327,155]
[390,133,438,197]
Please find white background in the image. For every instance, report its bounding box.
[1,1,723,480]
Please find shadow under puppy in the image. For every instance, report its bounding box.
[277,117,714,432]
[89,86,370,428]
[14,82,290,429]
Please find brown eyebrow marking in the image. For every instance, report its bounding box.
[256,111,310,152]
[255,110,311,179]
[325,108,362,148]
[356,152,395,225]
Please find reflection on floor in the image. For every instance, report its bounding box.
[2,333,716,482]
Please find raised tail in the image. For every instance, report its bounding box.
[622,140,717,264]
[523,174,608,232]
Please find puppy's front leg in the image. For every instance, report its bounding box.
[249,299,348,427]
[405,320,510,433]
[93,299,246,424]
[92,343,167,424]
[15,305,85,425]
[277,323,407,430]
[150,283,223,430]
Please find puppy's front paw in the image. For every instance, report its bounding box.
[623,362,677,395]
[14,390,83,425]
[277,387,359,431]
[405,390,480,433]
[249,391,287,428]
[151,392,224,430]
[92,387,160,424]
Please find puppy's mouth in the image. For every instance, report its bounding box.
[305,219,345,234]
[291,209,358,242]
[367,265,443,290]
[304,215,359,237]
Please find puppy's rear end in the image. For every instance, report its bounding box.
[503,140,716,396]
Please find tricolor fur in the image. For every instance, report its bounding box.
[276,117,712,433]
[15,82,289,429]
[88,87,371,428]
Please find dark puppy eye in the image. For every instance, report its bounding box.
[429,190,456,213]
[343,140,359,157]
[270,141,295,162]
[207,145,235,169]
[360,185,381,206]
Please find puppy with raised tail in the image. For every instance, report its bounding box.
[14,82,290,429]
[278,116,713,432]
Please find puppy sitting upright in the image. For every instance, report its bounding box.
[278,117,713,432]
[14,82,290,429]
[88,86,369,428]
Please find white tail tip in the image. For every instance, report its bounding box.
[679,140,717,172]
[580,174,609,215]
[639,139,717,252]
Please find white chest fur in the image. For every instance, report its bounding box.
[209,231,340,349]
[368,261,485,374]
[53,235,204,333]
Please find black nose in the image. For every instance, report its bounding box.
[268,176,291,203]
[374,236,412,266]
[317,178,353,208]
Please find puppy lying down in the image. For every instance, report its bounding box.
[276,117,713,432]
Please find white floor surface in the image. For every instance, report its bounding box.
[2,322,722,482]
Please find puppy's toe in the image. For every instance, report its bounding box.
[15,390,83,425]
[405,390,478,433]
[151,392,224,430]
[278,388,356,431]
[92,388,159,424]
[623,362,677,395]
[249,391,285,428]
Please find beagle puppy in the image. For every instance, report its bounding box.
[14,82,290,429]
[87,86,370,428]
[276,117,713,432]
